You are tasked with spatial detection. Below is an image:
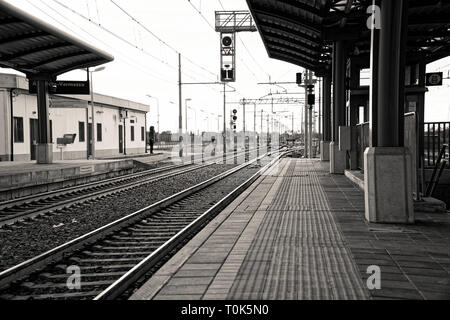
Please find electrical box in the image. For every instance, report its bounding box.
[339,126,351,151]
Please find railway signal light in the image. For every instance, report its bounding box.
[296,73,302,85]
[220,33,236,82]
[308,94,315,106]
[222,36,233,47]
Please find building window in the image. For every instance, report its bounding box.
[79,122,85,142]
[97,123,102,142]
[131,126,135,141]
[13,117,24,143]
[141,127,145,141]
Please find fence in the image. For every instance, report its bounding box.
[424,122,450,167]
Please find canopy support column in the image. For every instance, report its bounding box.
[34,78,53,164]
[321,74,332,161]
[330,40,347,174]
[364,0,414,224]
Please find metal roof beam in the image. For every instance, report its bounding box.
[409,15,450,25]
[0,16,22,25]
[265,37,321,60]
[265,33,328,55]
[252,8,321,35]
[1,42,72,61]
[26,51,89,69]
[271,0,324,17]
[257,20,321,45]
[269,47,317,64]
[0,31,48,47]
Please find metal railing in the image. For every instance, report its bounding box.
[424,122,450,167]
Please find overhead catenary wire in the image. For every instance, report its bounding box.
[49,0,221,92]
[33,0,177,85]
[105,0,226,93]
[111,0,218,80]
[52,0,219,84]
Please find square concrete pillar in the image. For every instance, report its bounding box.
[36,143,53,164]
[364,147,414,224]
[321,141,330,161]
[330,142,346,174]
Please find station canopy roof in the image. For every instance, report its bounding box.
[0,0,113,79]
[246,0,450,74]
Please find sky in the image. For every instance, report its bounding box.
[2,0,450,133]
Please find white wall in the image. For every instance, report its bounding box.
[51,106,89,160]
[123,110,146,154]
[12,93,36,159]
[2,91,147,161]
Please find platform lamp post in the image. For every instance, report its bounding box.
[83,66,106,160]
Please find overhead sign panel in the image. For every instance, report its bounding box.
[426,72,443,86]
[29,80,90,95]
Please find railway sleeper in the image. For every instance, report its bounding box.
[39,271,125,280]
[81,251,154,257]
[20,279,115,290]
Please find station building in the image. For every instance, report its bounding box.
[0,73,149,161]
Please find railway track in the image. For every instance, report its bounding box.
[0,149,257,227]
[0,150,287,300]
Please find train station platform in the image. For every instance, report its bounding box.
[0,159,135,201]
[131,158,450,300]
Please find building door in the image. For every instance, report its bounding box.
[29,119,38,161]
[87,123,93,157]
[119,125,124,154]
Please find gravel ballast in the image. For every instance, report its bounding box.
[0,164,239,271]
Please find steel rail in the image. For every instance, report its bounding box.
[0,148,260,226]
[0,147,257,208]
[0,150,285,292]
[94,151,288,300]
[0,163,213,226]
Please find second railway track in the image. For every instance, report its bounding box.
[0,149,258,226]
[0,150,287,300]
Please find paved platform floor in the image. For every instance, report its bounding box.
[131,159,450,300]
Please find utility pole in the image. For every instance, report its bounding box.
[318,78,322,154]
[243,99,246,135]
[292,112,294,136]
[178,53,183,156]
[223,82,227,163]
[304,69,309,158]
[254,103,257,135]
[308,71,313,159]
[261,109,263,136]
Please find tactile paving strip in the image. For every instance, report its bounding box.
[227,159,369,300]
